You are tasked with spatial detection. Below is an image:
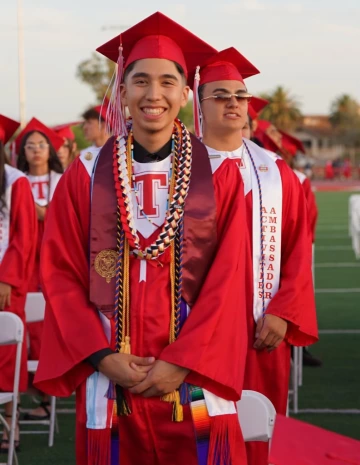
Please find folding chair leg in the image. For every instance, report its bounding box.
[293,347,299,414]
[48,396,57,447]
[298,346,303,387]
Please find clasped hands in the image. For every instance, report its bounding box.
[98,354,189,398]
[253,314,288,352]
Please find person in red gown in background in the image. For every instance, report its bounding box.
[193,51,318,465]
[0,114,37,453]
[35,13,250,465]
[15,118,63,420]
[53,123,79,170]
[325,160,334,180]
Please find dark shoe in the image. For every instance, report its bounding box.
[303,348,322,367]
[23,401,50,420]
[0,439,20,454]
[0,413,20,453]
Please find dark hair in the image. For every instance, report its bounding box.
[198,83,206,102]
[248,114,253,130]
[63,138,78,167]
[82,108,105,123]
[0,142,7,214]
[17,130,63,174]
[123,60,187,83]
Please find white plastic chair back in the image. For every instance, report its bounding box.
[0,312,24,465]
[348,195,360,237]
[25,292,46,323]
[350,198,360,259]
[237,390,276,442]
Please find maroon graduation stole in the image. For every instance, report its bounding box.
[89,134,217,316]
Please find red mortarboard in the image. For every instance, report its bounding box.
[190,47,259,137]
[248,96,269,120]
[96,12,217,78]
[279,130,305,155]
[0,115,20,145]
[93,97,110,123]
[52,122,81,141]
[188,47,259,90]
[254,120,284,154]
[14,117,64,154]
[270,414,360,465]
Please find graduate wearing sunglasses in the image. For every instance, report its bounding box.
[192,48,318,465]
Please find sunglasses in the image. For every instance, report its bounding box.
[201,92,252,103]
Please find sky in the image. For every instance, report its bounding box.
[1,0,359,125]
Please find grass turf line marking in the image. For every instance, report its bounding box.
[315,262,360,268]
[315,288,360,293]
[316,246,352,250]
[319,329,360,334]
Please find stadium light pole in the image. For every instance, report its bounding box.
[17,0,26,127]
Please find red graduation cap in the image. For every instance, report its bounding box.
[254,120,285,155]
[188,47,259,90]
[96,12,216,136]
[0,115,20,145]
[97,12,216,79]
[52,122,81,141]
[248,96,269,120]
[189,47,259,137]
[270,414,360,465]
[279,130,305,155]
[14,117,64,154]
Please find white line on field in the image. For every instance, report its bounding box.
[315,262,360,268]
[316,226,348,230]
[316,234,349,239]
[315,288,360,293]
[316,246,352,250]
[319,329,360,334]
[293,409,360,414]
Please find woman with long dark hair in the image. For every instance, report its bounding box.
[15,118,63,421]
[0,115,37,453]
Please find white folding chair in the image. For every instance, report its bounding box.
[0,312,24,465]
[348,195,360,237]
[350,198,360,259]
[20,292,57,447]
[237,390,276,445]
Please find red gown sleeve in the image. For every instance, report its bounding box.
[159,160,249,402]
[302,178,318,243]
[34,159,110,397]
[0,177,37,290]
[265,161,318,346]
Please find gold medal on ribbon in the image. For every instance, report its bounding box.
[94,249,117,283]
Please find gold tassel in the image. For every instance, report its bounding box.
[124,336,131,354]
[120,342,125,354]
[161,390,183,422]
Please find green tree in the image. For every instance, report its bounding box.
[329,94,360,147]
[76,53,115,102]
[259,86,302,131]
[178,101,194,130]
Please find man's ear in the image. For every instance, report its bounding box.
[180,86,190,108]
[120,83,127,107]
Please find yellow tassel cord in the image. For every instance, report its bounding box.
[161,127,183,422]
[120,238,131,354]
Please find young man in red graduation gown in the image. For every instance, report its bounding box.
[0,114,37,452]
[35,13,250,465]
[193,49,319,465]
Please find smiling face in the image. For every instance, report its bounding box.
[121,58,190,138]
[201,80,249,136]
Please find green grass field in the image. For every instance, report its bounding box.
[12,191,360,464]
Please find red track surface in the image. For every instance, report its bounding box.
[312,180,360,192]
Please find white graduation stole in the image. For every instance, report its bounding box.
[0,166,26,263]
[242,139,283,322]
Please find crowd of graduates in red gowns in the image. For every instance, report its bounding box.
[0,10,357,465]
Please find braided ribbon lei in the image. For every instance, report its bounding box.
[112,119,192,420]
